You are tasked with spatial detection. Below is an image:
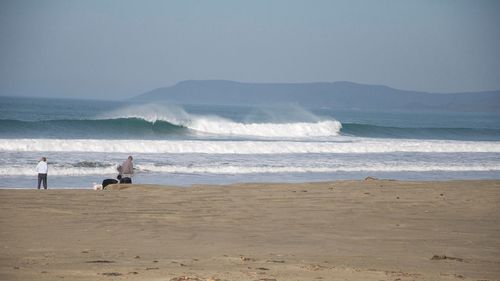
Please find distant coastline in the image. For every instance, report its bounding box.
[132,80,500,113]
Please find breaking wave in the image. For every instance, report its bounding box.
[1,138,499,154]
[2,103,498,140]
[0,103,342,138]
[1,163,499,176]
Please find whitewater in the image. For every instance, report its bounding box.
[2,138,500,154]
[1,97,499,188]
[99,103,343,138]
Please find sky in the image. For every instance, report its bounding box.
[0,0,499,100]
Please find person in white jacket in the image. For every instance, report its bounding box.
[36,157,48,189]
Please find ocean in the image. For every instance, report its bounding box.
[1,96,499,188]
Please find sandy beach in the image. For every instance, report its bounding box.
[1,180,499,281]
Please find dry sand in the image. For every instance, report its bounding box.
[0,180,499,281]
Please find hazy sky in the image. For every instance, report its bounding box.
[1,0,499,99]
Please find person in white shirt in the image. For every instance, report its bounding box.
[36,157,48,189]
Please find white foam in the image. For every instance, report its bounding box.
[103,103,342,137]
[136,164,500,174]
[188,118,342,137]
[0,166,118,176]
[1,138,500,154]
[2,163,499,176]
[144,164,500,174]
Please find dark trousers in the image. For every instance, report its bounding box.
[38,173,47,189]
[120,177,132,184]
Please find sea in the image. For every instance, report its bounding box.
[1,96,499,188]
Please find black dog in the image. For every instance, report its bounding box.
[102,179,118,189]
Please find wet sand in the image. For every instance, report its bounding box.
[1,180,499,281]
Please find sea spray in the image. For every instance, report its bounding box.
[101,103,342,137]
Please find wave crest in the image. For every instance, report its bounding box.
[188,119,341,137]
[103,104,342,137]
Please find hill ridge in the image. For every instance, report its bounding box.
[132,80,500,112]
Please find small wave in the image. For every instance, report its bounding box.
[0,166,118,176]
[342,123,500,141]
[0,118,186,138]
[1,163,499,176]
[1,138,500,154]
[73,161,114,168]
[137,164,500,174]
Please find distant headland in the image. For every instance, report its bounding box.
[133,80,500,112]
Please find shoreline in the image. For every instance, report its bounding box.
[2,178,500,190]
[1,179,499,280]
